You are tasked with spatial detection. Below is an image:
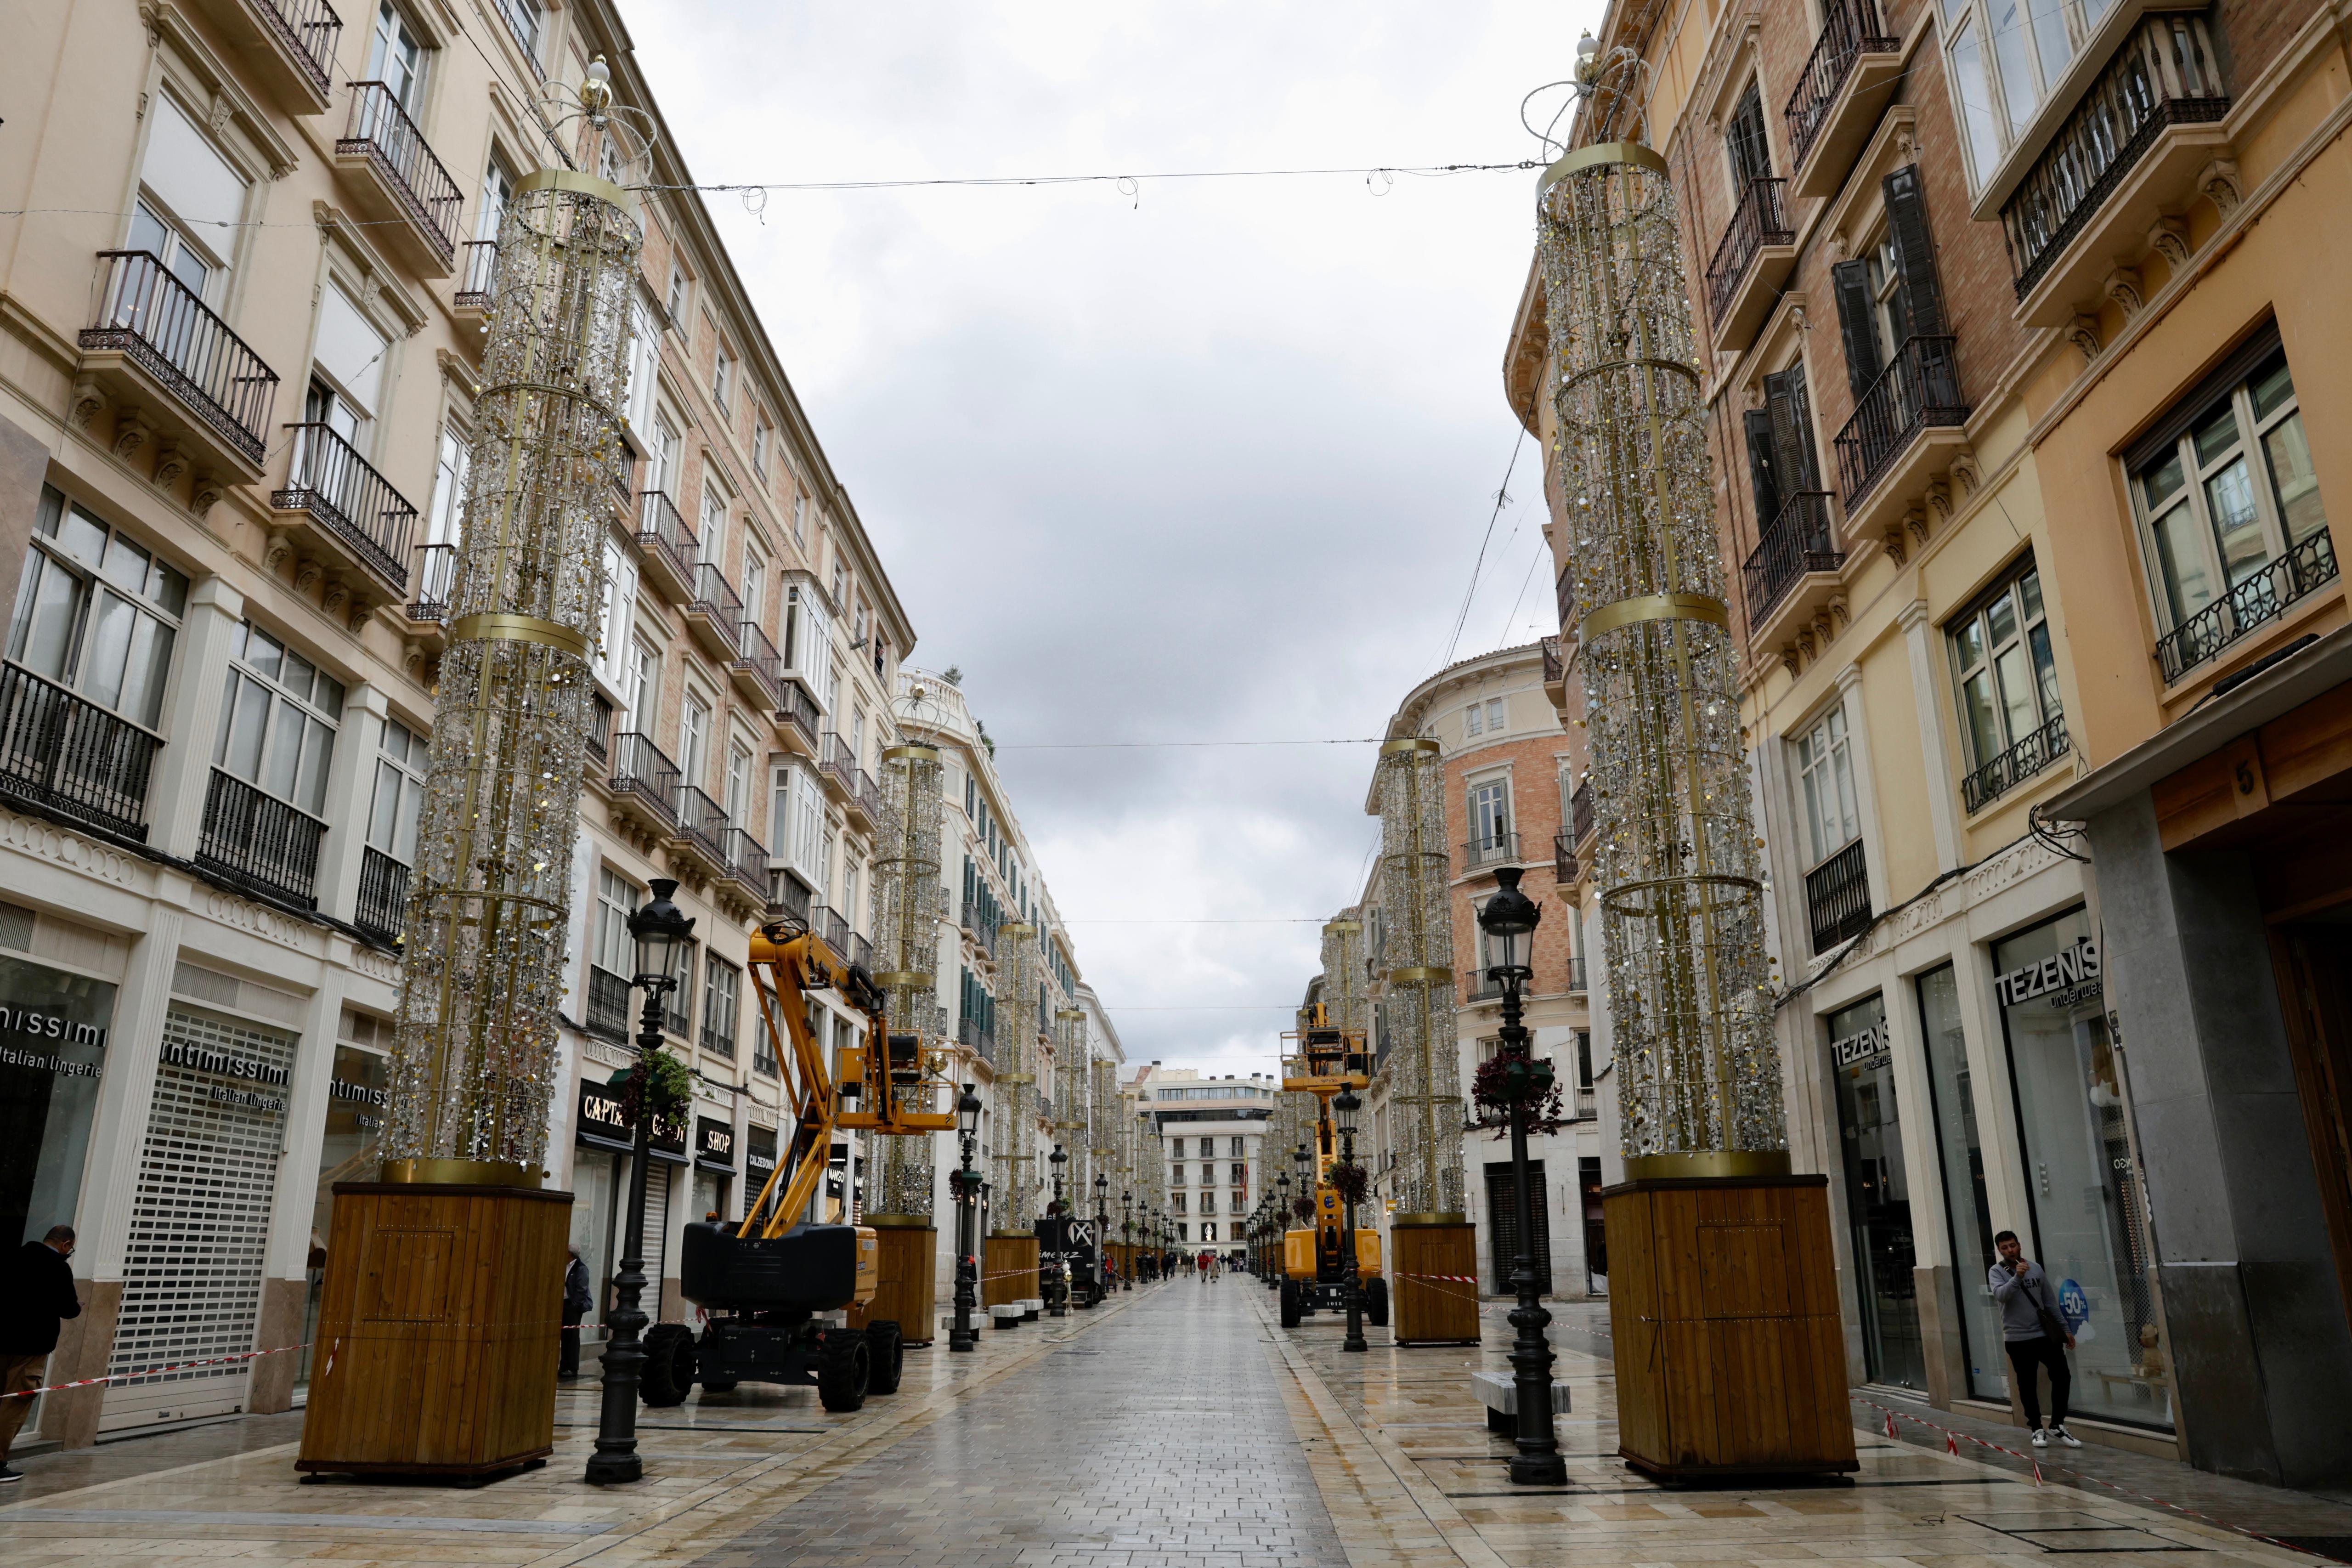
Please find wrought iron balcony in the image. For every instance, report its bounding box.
[729,619,789,712]
[776,677,822,752]
[1785,0,1900,175]
[851,932,874,974]
[355,846,410,945]
[1463,830,1521,871]
[192,0,341,112]
[1464,971,1505,1003]
[820,731,857,795]
[768,871,813,927]
[1540,635,1564,687]
[455,241,498,314]
[1962,712,2071,813]
[1554,826,1577,885]
[671,786,734,877]
[1571,779,1594,846]
[1804,838,1871,954]
[607,731,680,830]
[826,906,851,957]
[492,0,541,65]
[2003,11,2228,302]
[2156,530,2340,685]
[587,694,612,769]
[1742,490,1842,627]
[407,542,455,623]
[720,825,769,895]
[0,664,159,840]
[854,767,881,826]
[337,82,461,269]
[198,769,325,908]
[1555,563,1577,630]
[634,491,698,601]
[699,1009,736,1059]
[1568,955,1588,993]
[80,250,281,472]
[958,1012,996,1064]
[1706,177,1795,347]
[685,562,744,660]
[274,422,417,592]
[586,964,633,1042]
[1834,335,1968,508]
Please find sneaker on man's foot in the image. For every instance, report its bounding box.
[2052,1426,2083,1448]
[2029,1428,2049,1447]
[0,1465,24,1483]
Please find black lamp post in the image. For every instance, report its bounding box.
[1091,1171,1109,1304]
[1273,1174,1290,1292]
[1479,864,1566,1485]
[586,878,695,1487]
[950,1083,982,1352]
[1046,1144,1069,1316]
[1120,1190,1133,1290]
[1334,1087,1368,1353]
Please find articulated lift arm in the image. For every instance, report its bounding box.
[733,921,956,1241]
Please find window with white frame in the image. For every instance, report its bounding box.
[1468,776,1510,853]
[366,0,427,112]
[1793,705,1859,868]
[2131,337,2331,671]
[425,425,467,547]
[215,622,343,818]
[8,487,187,731]
[701,954,740,1059]
[753,418,771,478]
[699,481,727,567]
[725,740,752,825]
[712,344,733,413]
[665,263,688,326]
[680,693,711,789]
[742,542,764,629]
[623,639,659,735]
[1464,701,1482,737]
[1936,0,2101,185]
[622,291,660,435]
[1948,560,2061,792]
[367,718,426,868]
[791,492,807,544]
[594,868,637,978]
[130,94,247,302]
[474,159,512,245]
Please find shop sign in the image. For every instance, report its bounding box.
[745,1125,777,1177]
[160,1036,291,1086]
[328,1070,388,1133]
[1994,937,2102,1010]
[1831,1019,1889,1069]
[696,1115,736,1171]
[576,1078,686,1160]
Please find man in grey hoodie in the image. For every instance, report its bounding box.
[1990,1229,2080,1448]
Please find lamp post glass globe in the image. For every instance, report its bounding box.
[629,877,696,987]
[1476,864,1540,979]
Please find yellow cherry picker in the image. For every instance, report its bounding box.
[641,919,953,1411]
[1278,1005,1389,1329]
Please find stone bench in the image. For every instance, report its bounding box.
[1470,1370,1572,1433]
[990,1303,1022,1329]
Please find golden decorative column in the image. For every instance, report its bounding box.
[985,922,1040,1305]
[1538,130,1852,1477]
[300,155,642,1478]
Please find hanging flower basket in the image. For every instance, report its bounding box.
[1468,1045,1566,1138]
[1328,1160,1369,1206]
[1291,1195,1316,1223]
[611,1047,691,1133]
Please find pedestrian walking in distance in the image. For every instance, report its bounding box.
[560,1248,592,1380]
[0,1224,81,1483]
[1990,1229,2081,1449]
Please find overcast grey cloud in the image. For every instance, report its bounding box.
[626,2,1603,1076]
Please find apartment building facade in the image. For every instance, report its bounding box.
[1125,1064,1272,1260]
[0,0,926,1449]
[1544,0,2352,1483]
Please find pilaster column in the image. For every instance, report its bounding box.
[313,685,387,927]
[251,949,349,1412]
[149,577,245,859]
[1900,600,1964,872]
[1834,663,1893,914]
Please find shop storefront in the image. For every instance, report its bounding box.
[1826,992,1923,1392]
[299,1012,390,1388]
[744,1124,777,1227]
[1990,911,2170,1432]
[693,1115,735,1224]
[0,949,113,1250]
[572,1078,685,1328]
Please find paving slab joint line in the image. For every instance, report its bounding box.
[1251,1291,1504,1568]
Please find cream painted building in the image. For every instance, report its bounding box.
[1125,1064,1274,1259]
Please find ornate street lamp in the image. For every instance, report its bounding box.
[586,878,694,1486]
[1334,1087,1368,1353]
[950,1083,983,1352]
[1092,1171,1109,1305]
[1478,865,1565,1485]
[1046,1143,1069,1316]
[1274,1174,1290,1294]
[1121,1190,1134,1291]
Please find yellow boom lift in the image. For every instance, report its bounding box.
[1278,1005,1389,1328]
[640,919,953,1411]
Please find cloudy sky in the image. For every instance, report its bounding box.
[627,2,1601,1076]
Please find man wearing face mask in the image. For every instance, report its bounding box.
[0,1224,81,1483]
[1990,1229,2080,1449]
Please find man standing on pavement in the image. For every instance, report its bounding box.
[0,1224,81,1483]
[1990,1229,2080,1449]
[560,1248,592,1380]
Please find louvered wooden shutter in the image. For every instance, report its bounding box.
[1831,258,1883,397]
[1743,407,1782,532]
[1766,363,1822,493]
[1882,164,1947,338]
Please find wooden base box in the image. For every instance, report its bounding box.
[296,1182,572,1478]
[1392,1221,1481,1345]
[1602,1172,1857,1479]
[850,1221,936,1346]
[983,1234,1038,1308]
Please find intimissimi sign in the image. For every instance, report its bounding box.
[160,1037,292,1086]
[1,1004,107,1053]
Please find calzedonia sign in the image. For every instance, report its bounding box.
[1994,937,2102,1010]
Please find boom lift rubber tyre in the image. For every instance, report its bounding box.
[1364,1276,1390,1327]
[639,1323,696,1407]
[865,1320,904,1395]
[816,1329,871,1412]
[1279,1279,1302,1328]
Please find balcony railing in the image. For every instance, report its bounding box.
[198,769,326,908]
[768,871,812,926]
[958,1013,995,1064]
[733,619,788,708]
[1804,838,1872,954]
[355,846,410,944]
[277,423,417,589]
[607,731,680,827]
[492,0,541,65]
[1785,0,1899,170]
[339,82,462,263]
[1540,635,1564,685]
[1555,564,1576,630]
[586,965,632,1042]
[720,825,768,892]
[1742,491,1841,625]
[1571,779,1594,845]
[777,678,821,748]
[249,0,343,98]
[1465,971,1504,1002]
[1464,830,1521,870]
[821,731,857,790]
[455,240,498,311]
[0,664,159,840]
[636,490,698,589]
[675,785,733,866]
[407,542,456,622]
[854,767,881,824]
[851,932,874,974]
[962,901,999,959]
[2003,12,2229,299]
[1554,826,1577,884]
[1834,335,1968,506]
[2156,530,2340,684]
[1567,955,1587,993]
[1574,1087,1598,1120]
[1705,177,1793,328]
[825,907,851,956]
[1961,712,2072,813]
[688,562,744,656]
[82,250,280,465]
[587,694,612,768]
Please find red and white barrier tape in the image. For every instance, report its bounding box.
[5,1342,309,1401]
[1854,1396,2321,1557]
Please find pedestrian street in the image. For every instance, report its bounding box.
[8,1274,2352,1568]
